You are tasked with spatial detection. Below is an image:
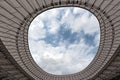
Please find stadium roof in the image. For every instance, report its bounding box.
[0,0,120,80]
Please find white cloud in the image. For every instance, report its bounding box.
[48,20,60,34]
[38,8,60,21]
[71,11,90,33]
[83,14,100,35]
[61,9,74,27]
[60,8,99,36]
[28,7,100,75]
[94,33,100,47]
[73,7,86,14]
[28,20,46,40]
[30,38,96,75]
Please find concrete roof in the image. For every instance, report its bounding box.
[0,0,120,80]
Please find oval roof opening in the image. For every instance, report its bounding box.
[28,7,100,75]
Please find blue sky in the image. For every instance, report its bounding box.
[28,7,100,75]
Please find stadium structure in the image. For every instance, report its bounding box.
[0,0,120,80]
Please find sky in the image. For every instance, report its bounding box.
[28,7,100,75]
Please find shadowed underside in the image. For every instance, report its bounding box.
[0,0,120,80]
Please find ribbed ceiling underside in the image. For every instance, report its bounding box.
[0,0,120,80]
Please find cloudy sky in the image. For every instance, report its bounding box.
[28,7,100,75]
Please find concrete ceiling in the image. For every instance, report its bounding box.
[0,0,120,80]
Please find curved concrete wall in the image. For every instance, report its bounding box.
[0,0,120,80]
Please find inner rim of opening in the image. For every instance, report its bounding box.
[28,7,100,75]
